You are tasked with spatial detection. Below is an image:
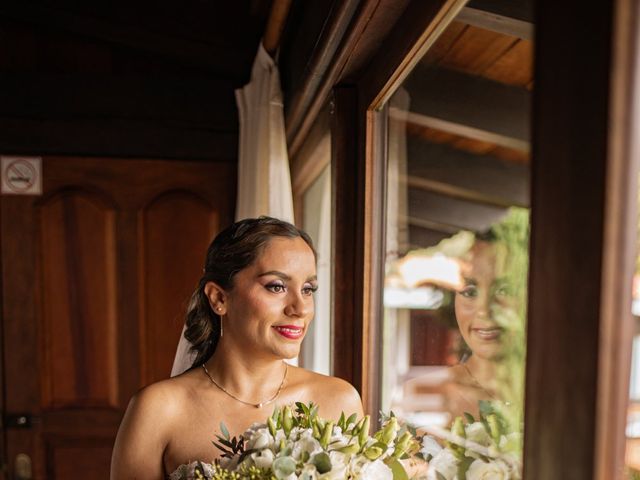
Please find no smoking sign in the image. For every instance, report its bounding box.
[1,156,42,195]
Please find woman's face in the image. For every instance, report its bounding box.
[454,241,515,361]
[222,236,317,360]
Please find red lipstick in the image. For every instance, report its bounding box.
[273,325,304,340]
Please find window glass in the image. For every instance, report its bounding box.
[302,164,332,375]
[380,10,532,478]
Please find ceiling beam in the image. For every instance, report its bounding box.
[398,66,531,151]
[458,0,534,39]
[0,117,238,161]
[404,137,530,207]
[0,74,238,130]
[0,3,248,80]
[408,188,509,233]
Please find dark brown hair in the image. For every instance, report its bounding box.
[184,216,316,367]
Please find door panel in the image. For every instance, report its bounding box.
[141,191,219,385]
[40,189,118,409]
[2,156,235,479]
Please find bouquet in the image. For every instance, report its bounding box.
[420,404,522,480]
[192,402,421,480]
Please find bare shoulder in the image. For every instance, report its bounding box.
[127,374,193,421]
[289,367,364,419]
[111,374,197,479]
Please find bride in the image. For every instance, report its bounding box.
[110,217,364,479]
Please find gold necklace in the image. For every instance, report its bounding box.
[202,362,288,409]
[462,363,498,401]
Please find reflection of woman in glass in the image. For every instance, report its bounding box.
[444,209,528,423]
[444,234,513,418]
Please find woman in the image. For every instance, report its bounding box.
[110,217,363,479]
[444,215,528,423]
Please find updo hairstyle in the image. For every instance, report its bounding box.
[184,216,316,368]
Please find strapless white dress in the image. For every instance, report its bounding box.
[168,461,215,480]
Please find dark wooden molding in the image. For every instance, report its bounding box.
[0,74,238,129]
[330,86,363,391]
[593,0,640,477]
[359,0,466,109]
[0,117,238,161]
[284,0,371,158]
[523,0,614,478]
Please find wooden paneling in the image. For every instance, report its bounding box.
[2,156,236,479]
[46,437,113,480]
[40,190,118,408]
[141,192,219,384]
[439,25,519,74]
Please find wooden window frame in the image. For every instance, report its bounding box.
[289,0,640,475]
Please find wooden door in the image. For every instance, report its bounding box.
[1,156,235,479]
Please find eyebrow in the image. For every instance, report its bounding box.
[258,271,318,282]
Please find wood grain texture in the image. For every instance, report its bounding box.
[523,0,613,478]
[141,191,219,385]
[2,156,236,479]
[39,190,118,408]
[594,0,640,477]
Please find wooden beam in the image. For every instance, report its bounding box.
[0,74,238,130]
[0,3,249,80]
[405,137,529,207]
[0,117,238,160]
[408,188,509,233]
[458,0,534,39]
[466,0,533,23]
[399,66,531,151]
[408,224,452,249]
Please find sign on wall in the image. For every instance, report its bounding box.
[1,156,42,195]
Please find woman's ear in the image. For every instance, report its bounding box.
[204,281,227,316]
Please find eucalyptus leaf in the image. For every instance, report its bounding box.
[386,458,409,480]
[220,422,230,440]
[311,452,332,474]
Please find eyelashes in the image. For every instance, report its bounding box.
[265,282,318,295]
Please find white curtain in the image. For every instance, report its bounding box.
[170,42,294,376]
[235,43,294,222]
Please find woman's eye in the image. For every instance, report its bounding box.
[495,284,512,297]
[459,285,478,298]
[302,285,318,296]
[266,283,286,293]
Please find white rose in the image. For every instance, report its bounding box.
[466,459,510,480]
[316,451,348,480]
[354,459,393,480]
[299,465,319,480]
[291,432,322,461]
[465,423,491,446]
[247,428,274,451]
[251,448,275,469]
[426,449,458,480]
[421,435,443,459]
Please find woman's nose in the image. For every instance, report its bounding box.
[284,291,311,317]
[476,292,491,318]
